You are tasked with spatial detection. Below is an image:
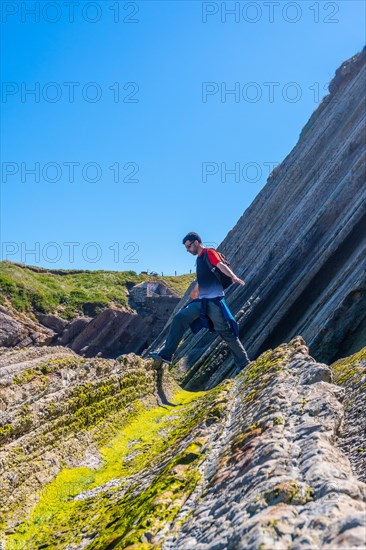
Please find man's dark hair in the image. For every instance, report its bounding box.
[182,232,202,245]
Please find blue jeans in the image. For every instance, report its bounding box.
[160,300,250,368]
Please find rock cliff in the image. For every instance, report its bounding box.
[1,48,365,550]
[148,48,366,391]
[0,263,185,358]
[0,339,365,548]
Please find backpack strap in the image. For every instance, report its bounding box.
[203,249,217,273]
[203,249,224,288]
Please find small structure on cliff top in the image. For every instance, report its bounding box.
[129,281,179,303]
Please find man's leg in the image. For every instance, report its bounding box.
[207,301,250,368]
[159,301,202,361]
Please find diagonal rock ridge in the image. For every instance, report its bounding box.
[165,337,366,549]
[1,338,365,549]
[147,47,366,391]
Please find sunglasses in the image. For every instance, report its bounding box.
[185,241,196,250]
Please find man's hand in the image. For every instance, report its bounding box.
[231,276,245,285]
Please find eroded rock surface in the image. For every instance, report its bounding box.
[148,47,366,390]
[0,346,173,533]
[1,338,365,549]
[66,282,181,358]
[167,338,366,550]
[332,348,366,483]
[0,305,55,348]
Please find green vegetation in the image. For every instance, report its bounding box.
[1,337,311,548]
[331,347,366,386]
[1,360,157,449]
[159,274,195,296]
[0,261,195,319]
[263,480,314,506]
[5,382,230,549]
[236,346,286,404]
[12,364,53,385]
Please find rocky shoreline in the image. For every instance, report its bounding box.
[1,338,365,548]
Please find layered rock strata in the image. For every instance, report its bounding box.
[1,338,365,549]
[63,283,181,357]
[148,48,366,390]
[0,279,180,358]
[331,348,366,483]
[0,305,55,348]
[167,339,366,550]
[128,281,181,345]
[0,346,172,532]
[66,307,152,357]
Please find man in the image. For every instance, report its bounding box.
[149,232,250,372]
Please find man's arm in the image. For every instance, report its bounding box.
[216,261,245,285]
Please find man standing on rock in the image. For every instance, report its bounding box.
[149,232,250,372]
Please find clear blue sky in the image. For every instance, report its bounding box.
[1,0,365,275]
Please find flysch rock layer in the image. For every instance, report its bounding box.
[0,305,55,348]
[0,297,179,360]
[1,338,365,549]
[165,338,366,550]
[331,348,366,484]
[0,345,176,535]
[147,47,366,390]
[0,267,181,359]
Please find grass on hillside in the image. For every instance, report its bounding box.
[0,261,195,320]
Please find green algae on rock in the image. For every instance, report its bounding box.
[331,347,366,483]
[3,367,230,548]
[1,338,366,549]
[0,349,170,530]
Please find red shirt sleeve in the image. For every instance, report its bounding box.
[207,249,222,267]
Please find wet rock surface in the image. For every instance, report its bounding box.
[0,346,171,532]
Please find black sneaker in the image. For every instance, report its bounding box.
[149,351,172,365]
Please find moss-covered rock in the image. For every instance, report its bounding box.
[331,347,366,482]
[1,338,365,550]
